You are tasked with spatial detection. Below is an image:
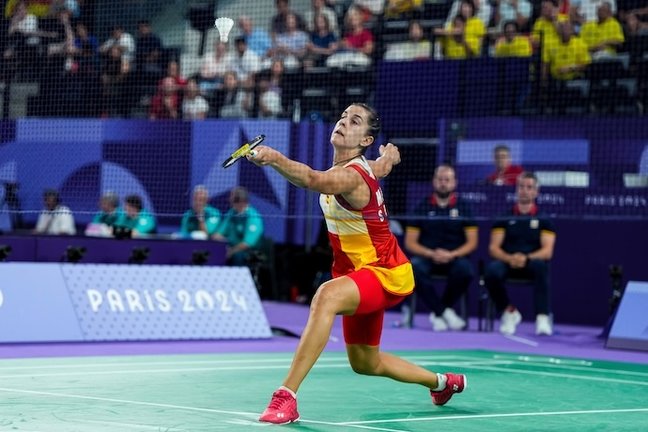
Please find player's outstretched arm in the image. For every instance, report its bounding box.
[368,143,401,179]
[247,146,364,195]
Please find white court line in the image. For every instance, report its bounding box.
[338,407,648,425]
[0,355,470,371]
[493,356,648,378]
[503,334,540,347]
[0,358,506,379]
[0,386,407,432]
[459,364,648,386]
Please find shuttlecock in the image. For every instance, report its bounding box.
[214,17,234,43]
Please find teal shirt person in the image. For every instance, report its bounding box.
[180,205,221,236]
[92,208,122,227]
[116,195,157,236]
[216,205,264,248]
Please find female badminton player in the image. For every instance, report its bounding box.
[247,103,467,424]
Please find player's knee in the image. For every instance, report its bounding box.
[350,360,380,376]
[310,282,339,314]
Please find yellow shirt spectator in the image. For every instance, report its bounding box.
[495,36,532,57]
[532,14,569,63]
[442,17,486,59]
[580,18,624,55]
[5,0,51,18]
[548,36,592,80]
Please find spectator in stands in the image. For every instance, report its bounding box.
[494,21,532,57]
[180,185,221,240]
[116,194,156,237]
[623,10,648,36]
[492,0,532,33]
[214,70,250,118]
[85,191,120,237]
[199,41,230,87]
[532,0,567,64]
[149,76,180,119]
[268,12,309,70]
[352,0,386,21]
[385,0,423,20]
[305,13,339,68]
[326,6,374,68]
[238,15,272,58]
[571,0,617,26]
[484,172,556,336]
[101,44,129,117]
[34,189,76,235]
[445,0,492,31]
[383,19,432,61]
[306,0,340,37]
[160,60,187,89]
[580,2,624,59]
[404,165,477,331]
[257,59,285,118]
[71,22,99,73]
[487,145,524,186]
[182,78,209,120]
[99,25,135,68]
[135,19,163,77]
[4,1,40,76]
[213,186,264,266]
[546,21,591,81]
[5,0,51,18]
[66,22,99,116]
[230,36,261,83]
[435,1,486,60]
[271,0,307,37]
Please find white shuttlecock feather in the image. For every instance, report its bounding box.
[214,17,234,43]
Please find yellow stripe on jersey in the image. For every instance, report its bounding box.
[367,261,414,296]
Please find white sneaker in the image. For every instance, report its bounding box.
[429,313,448,331]
[535,314,553,336]
[442,308,466,330]
[400,304,412,328]
[499,309,522,335]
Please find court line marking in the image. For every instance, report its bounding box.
[0,359,508,379]
[503,334,539,346]
[0,386,407,432]
[493,358,648,378]
[337,407,648,425]
[456,364,648,386]
[0,355,472,371]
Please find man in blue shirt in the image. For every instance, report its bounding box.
[180,185,220,239]
[238,15,272,58]
[485,172,556,336]
[213,186,264,266]
[405,165,477,331]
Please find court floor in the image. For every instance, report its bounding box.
[1,349,647,432]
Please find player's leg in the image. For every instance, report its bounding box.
[260,275,360,424]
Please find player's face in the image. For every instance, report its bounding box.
[331,105,371,150]
[516,178,538,204]
[433,169,457,195]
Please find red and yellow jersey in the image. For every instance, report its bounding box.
[319,157,414,296]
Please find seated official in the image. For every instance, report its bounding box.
[85,192,121,237]
[212,186,264,266]
[487,145,524,186]
[34,189,76,235]
[180,185,221,240]
[404,165,477,331]
[115,194,156,237]
[484,172,556,336]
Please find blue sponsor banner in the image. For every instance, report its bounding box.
[0,263,271,342]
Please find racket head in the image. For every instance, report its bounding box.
[222,134,265,168]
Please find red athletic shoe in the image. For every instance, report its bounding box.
[259,389,300,424]
[430,373,467,406]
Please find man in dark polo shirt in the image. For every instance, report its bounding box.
[485,171,556,336]
[404,165,478,331]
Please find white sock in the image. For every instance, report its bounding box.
[432,373,447,391]
[279,386,297,399]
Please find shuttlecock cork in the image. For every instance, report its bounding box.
[214,17,234,43]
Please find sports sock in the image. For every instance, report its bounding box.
[432,373,447,391]
[279,386,297,399]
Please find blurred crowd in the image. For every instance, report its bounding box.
[2,0,647,119]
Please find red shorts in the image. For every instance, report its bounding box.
[343,268,405,346]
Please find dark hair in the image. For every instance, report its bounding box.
[494,144,511,154]
[43,189,60,204]
[503,20,518,32]
[234,35,246,44]
[351,102,381,140]
[518,171,539,185]
[137,20,150,26]
[125,195,143,211]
